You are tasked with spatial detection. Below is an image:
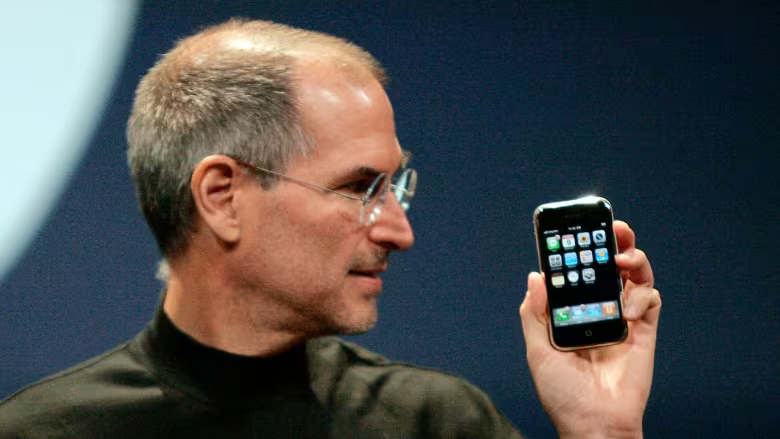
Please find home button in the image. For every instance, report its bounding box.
[585,329,593,336]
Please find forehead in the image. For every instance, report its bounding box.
[292,59,402,175]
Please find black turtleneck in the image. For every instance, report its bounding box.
[137,308,332,437]
[0,307,523,438]
[145,309,314,410]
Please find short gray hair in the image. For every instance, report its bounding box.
[127,19,386,257]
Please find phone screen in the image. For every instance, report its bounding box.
[534,197,627,350]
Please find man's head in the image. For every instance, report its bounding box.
[127,19,386,257]
[127,19,414,336]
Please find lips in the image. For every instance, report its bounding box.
[348,266,385,278]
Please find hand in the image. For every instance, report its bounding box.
[519,221,661,438]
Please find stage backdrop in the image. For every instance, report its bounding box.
[1,2,777,437]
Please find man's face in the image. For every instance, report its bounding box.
[235,62,414,336]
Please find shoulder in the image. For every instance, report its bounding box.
[308,337,522,438]
[0,341,156,436]
[310,337,486,397]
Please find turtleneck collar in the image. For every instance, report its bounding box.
[139,307,313,410]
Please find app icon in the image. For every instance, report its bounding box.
[567,270,579,283]
[587,303,602,317]
[577,232,591,247]
[579,250,593,264]
[602,301,617,315]
[595,248,609,263]
[571,305,586,319]
[551,272,565,287]
[554,307,570,322]
[592,229,606,245]
[564,252,578,267]
[548,254,562,268]
[546,236,560,251]
[582,268,595,282]
[561,234,576,250]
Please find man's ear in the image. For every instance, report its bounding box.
[190,155,244,246]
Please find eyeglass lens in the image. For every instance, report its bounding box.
[361,169,416,225]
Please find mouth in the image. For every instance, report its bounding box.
[348,264,387,278]
[348,268,383,278]
[348,265,386,295]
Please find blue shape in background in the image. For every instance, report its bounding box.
[1,2,777,437]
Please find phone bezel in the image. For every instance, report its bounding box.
[533,196,628,351]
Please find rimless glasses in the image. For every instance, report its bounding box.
[226,155,417,226]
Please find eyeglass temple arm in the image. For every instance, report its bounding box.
[231,156,365,202]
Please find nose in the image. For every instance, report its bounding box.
[367,193,415,251]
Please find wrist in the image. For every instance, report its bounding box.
[555,418,643,439]
[558,432,642,439]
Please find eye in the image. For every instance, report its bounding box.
[341,179,375,195]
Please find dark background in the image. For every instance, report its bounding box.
[1,1,778,437]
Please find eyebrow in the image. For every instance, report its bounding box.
[337,166,383,183]
[334,150,413,183]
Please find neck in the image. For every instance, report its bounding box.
[162,258,310,357]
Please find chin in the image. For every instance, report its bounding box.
[339,319,377,335]
[332,305,378,335]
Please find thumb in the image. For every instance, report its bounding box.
[519,272,550,353]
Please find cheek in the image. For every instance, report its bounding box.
[311,212,361,264]
[281,204,361,273]
[255,193,364,276]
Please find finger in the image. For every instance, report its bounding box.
[519,272,551,352]
[613,220,635,255]
[615,248,654,288]
[623,286,662,323]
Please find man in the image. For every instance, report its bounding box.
[0,19,661,438]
